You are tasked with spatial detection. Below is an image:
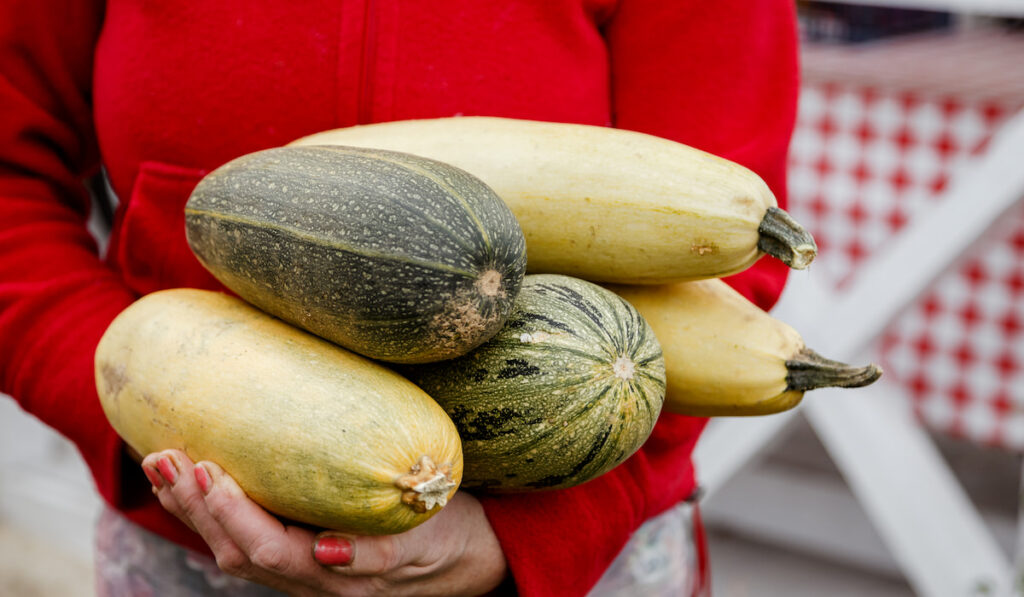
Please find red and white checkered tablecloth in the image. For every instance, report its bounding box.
[786,29,1024,450]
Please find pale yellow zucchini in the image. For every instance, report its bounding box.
[609,280,881,416]
[291,116,816,284]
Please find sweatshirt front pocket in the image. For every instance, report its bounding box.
[115,161,223,296]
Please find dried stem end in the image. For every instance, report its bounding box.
[757,207,818,270]
[786,347,883,393]
[395,455,458,514]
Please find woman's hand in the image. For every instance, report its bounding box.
[140,449,509,597]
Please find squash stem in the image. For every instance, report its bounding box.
[757,207,818,270]
[785,348,883,392]
[395,455,458,513]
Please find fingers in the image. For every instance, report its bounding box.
[143,451,329,592]
[313,493,508,595]
[144,451,409,580]
[195,462,408,584]
[140,451,249,574]
[140,452,476,596]
[196,460,324,582]
[140,450,194,531]
[312,496,472,581]
[314,532,405,578]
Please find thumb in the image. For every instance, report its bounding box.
[312,532,406,576]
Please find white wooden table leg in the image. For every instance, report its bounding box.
[696,108,1024,593]
[796,109,1024,595]
[1014,458,1024,595]
[805,381,1010,596]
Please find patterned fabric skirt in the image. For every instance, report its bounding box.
[94,499,708,596]
[589,500,709,597]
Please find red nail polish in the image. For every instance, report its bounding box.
[142,465,163,489]
[314,536,353,566]
[156,456,178,485]
[194,464,211,494]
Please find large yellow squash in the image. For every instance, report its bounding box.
[291,116,817,284]
[95,289,463,535]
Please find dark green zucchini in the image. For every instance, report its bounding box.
[401,274,666,492]
[184,145,527,363]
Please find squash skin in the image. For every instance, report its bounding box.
[401,274,665,492]
[95,289,463,535]
[185,145,527,364]
[290,116,817,283]
[609,279,881,416]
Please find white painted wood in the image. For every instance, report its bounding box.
[705,459,1019,580]
[697,108,1024,596]
[806,380,1012,597]
[699,370,1013,595]
[790,114,1024,594]
[827,0,1024,17]
[789,108,1024,357]
[1014,461,1024,596]
[704,460,904,577]
[693,411,800,501]
[699,108,1024,497]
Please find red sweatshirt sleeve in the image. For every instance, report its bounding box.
[0,0,186,540]
[479,1,799,595]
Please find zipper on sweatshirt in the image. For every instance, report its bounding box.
[356,0,377,124]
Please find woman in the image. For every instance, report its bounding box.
[0,1,799,594]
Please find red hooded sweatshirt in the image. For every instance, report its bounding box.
[0,1,798,594]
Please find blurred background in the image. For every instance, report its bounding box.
[3,1,1024,595]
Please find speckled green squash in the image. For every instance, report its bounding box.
[401,274,666,492]
[184,145,527,364]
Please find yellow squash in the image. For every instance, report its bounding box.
[95,289,463,535]
[290,116,816,284]
[609,280,882,416]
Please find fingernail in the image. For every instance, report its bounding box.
[194,463,212,495]
[313,536,353,566]
[142,465,163,489]
[156,456,178,485]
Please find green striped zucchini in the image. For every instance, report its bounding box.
[185,145,527,364]
[401,274,666,492]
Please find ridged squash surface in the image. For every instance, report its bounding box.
[402,274,665,492]
[185,145,527,364]
[95,289,464,535]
